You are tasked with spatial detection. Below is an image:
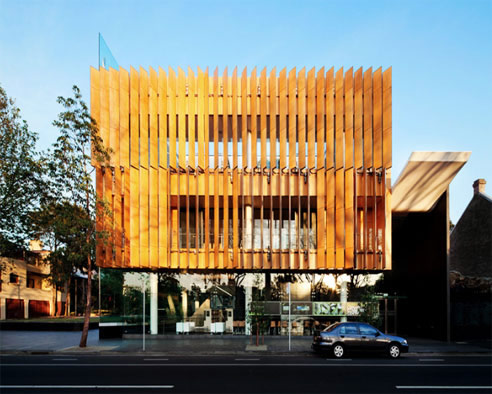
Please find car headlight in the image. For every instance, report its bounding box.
[402,340,408,345]
[322,338,333,343]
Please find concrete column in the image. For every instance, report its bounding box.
[245,122,253,251]
[311,211,316,248]
[0,298,6,320]
[245,286,252,335]
[247,128,252,169]
[340,281,348,322]
[245,205,253,249]
[24,299,29,319]
[150,273,158,335]
[225,308,234,334]
[295,211,299,248]
[181,290,188,320]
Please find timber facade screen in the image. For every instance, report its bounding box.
[91,66,392,271]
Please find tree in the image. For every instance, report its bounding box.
[158,272,183,322]
[98,269,124,315]
[30,201,92,316]
[357,286,382,328]
[0,85,45,255]
[36,86,110,347]
[247,274,270,346]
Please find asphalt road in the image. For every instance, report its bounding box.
[1,354,491,393]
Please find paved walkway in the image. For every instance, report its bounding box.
[0,329,490,355]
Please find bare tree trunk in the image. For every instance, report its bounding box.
[80,186,93,348]
[79,252,92,347]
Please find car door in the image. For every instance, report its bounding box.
[359,323,385,352]
[338,323,362,350]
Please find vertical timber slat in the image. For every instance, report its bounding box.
[213,68,219,269]
[223,68,230,269]
[315,67,325,269]
[325,68,335,269]
[335,68,345,269]
[383,67,392,269]
[149,68,158,268]
[344,68,354,269]
[92,66,392,272]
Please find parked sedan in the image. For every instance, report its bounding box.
[312,322,409,358]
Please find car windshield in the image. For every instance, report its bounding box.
[322,322,341,332]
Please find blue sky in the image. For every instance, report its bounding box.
[0,0,490,223]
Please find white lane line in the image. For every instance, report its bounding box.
[2,363,491,367]
[396,386,492,390]
[0,385,174,389]
[144,358,169,361]
[418,358,444,362]
[52,358,78,361]
[326,358,352,361]
[235,358,260,361]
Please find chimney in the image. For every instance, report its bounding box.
[473,179,486,195]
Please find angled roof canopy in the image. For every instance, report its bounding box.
[392,151,471,212]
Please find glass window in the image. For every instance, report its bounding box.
[339,323,359,335]
[359,324,378,336]
[323,322,341,333]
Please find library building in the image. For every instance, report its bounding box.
[91,61,469,341]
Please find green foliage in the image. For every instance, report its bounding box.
[49,86,109,206]
[0,85,45,254]
[357,286,382,328]
[158,273,183,321]
[30,201,91,286]
[98,269,124,315]
[34,86,111,346]
[122,286,148,317]
[158,272,182,295]
[32,86,111,281]
[247,274,270,336]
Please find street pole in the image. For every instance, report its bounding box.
[143,279,146,352]
[287,282,291,352]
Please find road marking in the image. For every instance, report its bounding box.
[2,363,491,367]
[144,358,169,361]
[52,358,77,361]
[397,386,492,390]
[326,358,352,361]
[235,358,260,361]
[418,358,444,362]
[0,385,174,390]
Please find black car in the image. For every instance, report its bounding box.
[312,322,409,358]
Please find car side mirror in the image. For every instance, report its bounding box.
[374,331,380,337]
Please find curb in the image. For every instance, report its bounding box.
[1,349,490,357]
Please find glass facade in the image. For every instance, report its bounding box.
[99,270,385,336]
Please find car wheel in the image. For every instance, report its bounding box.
[388,343,401,359]
[333,343,345,358]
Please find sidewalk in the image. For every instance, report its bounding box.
[1,329,491,355]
